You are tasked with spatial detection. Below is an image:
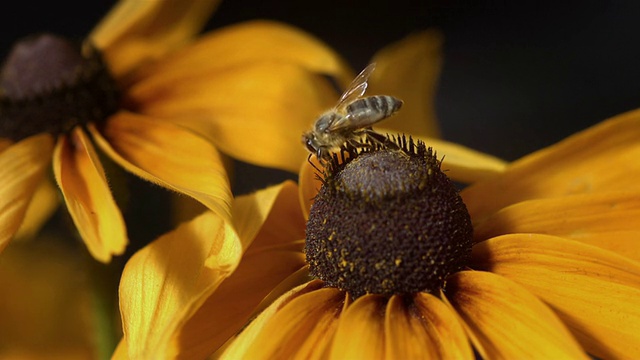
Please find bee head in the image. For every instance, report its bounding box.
[302,132,318,153]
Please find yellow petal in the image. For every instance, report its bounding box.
[474,191,640,261]
[384,294,472,359]
[463,109,640,221]
[472,234,640,359]
[221,281,342,360]
[131,61,337,173]
[52,129,127,263]
[369,30,443,138]
[175,182,307,358]
[445,271,588,359]
[119,210,241,359]
[90,112,232,221]
[0,134,53,253]
[14,178,59,239]
[330,294,386,359]
[88,0,219,80]
[298,157,323,219]
[131,20,351,88]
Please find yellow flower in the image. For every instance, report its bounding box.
[0,0,352,262]
[118,108,640,359]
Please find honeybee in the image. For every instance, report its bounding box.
[302,63,403,162]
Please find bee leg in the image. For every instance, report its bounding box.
[364,128,397,150]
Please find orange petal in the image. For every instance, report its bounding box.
[474,191,640,261]
[445,271,588,359]
[175,182,307,358]
[369,30,443,138]
[384,294,473,359]
[90,112,232,221]
[130,61,337,173]
[221,281,343,360]
[52,129,127,263]
[15,178,59,239]
[330,294,386,359]
[131,20,351,88]
[88,0,219,80]
[119,210,241,359]
[463,109,640,221]
[0,134,53,253]
[472,234,640,359]
[298,157,323,219]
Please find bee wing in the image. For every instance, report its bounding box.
[335,63,376,111]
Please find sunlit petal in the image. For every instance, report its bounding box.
[220,281,341,360]
[446,271,587,359]
[384,294,472,359]
[474,192,640,261]
[0,134,53,253]
[131,20,352,88]
[330,294,386,359]
[119,211,241,359]
[89,0,219,80]
[463,110,640,221]
[472,234,640,359]
[175,182,307,358]
[369,30,443,138]
[15,178,59,239]
[90,112,232,222]
[130,61,337,173]
[52,129,127,263]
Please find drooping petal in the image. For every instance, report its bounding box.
[15,178,59,239]
[88,0,219,80]
[369,30,443,138]
[52,129,127,263]
[119,210,241,359]
[384,294,473,359]
[0,134,53,253]
[463,110,640,221]
[445,271,588,359]
[473,192,640,261]
[130,20,352,88]
[175,182,307,358]
[221,281,343,360]
[472,234,640,359]
[90,112,232,221]
[130,60,337,173]
[330,294,387,359]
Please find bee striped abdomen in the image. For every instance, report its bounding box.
[346,95,403,125]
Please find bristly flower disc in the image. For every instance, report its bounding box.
[305,136,473,298]
[0,33,120,141]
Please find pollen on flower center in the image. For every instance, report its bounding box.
[0,33,120,141]
[305,136,473,298]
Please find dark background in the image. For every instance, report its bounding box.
[3,1,640,164]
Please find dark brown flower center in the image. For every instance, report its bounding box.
[0,33,120,141]
[305,136,473,298]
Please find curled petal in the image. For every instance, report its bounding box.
[472,234,640,359]
[89,0,219,79]
[131,61,337,173]
[463,110,640,221]
[445,271,587,359]
[119,211,241,359]
[90,112,232,222]
[52,129,127,263]
[474,192,640,261]
[0,134,53,252]
[369,30,443,138]
[221,281,343,360]
[175,182,307,358]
